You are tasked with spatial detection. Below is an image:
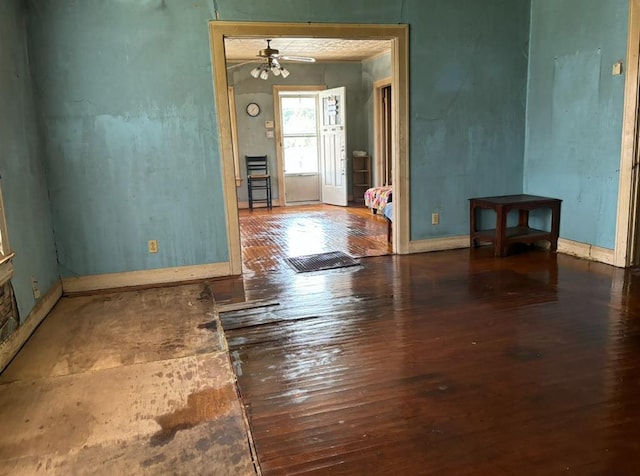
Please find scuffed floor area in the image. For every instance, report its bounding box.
[0,283,256,475]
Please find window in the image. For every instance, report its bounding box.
[280,94,320,175]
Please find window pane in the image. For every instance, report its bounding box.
[281,97,317,134]
[283,137,318,174]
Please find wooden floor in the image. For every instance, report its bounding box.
[239,203,391,274]
[212,247,640,475]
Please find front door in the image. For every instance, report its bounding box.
[319,87,348,206]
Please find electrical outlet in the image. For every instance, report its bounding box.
[148,240,158,253]
[31,277,41,300]
[432,213,440,225]
[612,60,623,76]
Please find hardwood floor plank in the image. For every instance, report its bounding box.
[239,204,391,275]
[213,248,640,474]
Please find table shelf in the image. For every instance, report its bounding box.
[474,226,550,242]
[469,195,561,257]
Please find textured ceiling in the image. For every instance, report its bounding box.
[224,38,392,62]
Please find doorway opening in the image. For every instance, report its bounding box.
[209,22,410,275]
[374,79,393,187]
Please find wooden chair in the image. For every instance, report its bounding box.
[246,155,272,210]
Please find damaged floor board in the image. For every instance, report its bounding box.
[217,299,281,314]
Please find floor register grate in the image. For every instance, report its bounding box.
[285,251,360,273]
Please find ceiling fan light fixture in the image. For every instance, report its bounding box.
[247,40,315,80]
[250,66,261,78]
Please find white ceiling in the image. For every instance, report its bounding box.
[224,38,392,62]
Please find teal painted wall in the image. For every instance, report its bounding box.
[27,0,228,277]
[26,0,531,276]
[408,1,530,238]
[228,62,366,203]
[524,0,628,249]
[0,0,59,320]
[362,53,392,186]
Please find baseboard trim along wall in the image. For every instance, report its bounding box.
[557,238,615,266]
[61,262,233,294]
[408,235,470,254]
[0,279,63,372]
[407,235,615,266]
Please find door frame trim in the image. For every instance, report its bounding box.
[273,85,325,206]
[614,0,640,267]
[209,21,410,274]
[373,77,392,187]
[227,86,242,187]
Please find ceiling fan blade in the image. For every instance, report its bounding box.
[226,60,259,70]
[279,55,316,63]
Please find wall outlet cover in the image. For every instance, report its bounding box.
[148,240,158,253]
[31,277,41,300]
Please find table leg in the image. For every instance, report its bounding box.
[518,209,529,228]
[495,205,507,257]
[470,203,477,247]
[550,203,561,251]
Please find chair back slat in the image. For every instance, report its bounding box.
[246,155,269,176]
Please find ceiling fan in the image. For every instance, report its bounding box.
[251,40,316,79]
[257,40,316,64]
[227,40,316,79]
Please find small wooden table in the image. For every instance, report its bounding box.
[469,194,561,257]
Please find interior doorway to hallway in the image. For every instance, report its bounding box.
[374,79,393,187]
[209,22,410,275]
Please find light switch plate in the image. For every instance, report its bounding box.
[266,130,275,139]
[265,120,274,129]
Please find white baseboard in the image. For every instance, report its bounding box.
[61,262,233,294]
[408,235,470,253]
[557,238,615,266]
[406,235,616,266]
[0,279,62,372]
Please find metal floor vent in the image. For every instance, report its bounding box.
[286,251,360,273]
